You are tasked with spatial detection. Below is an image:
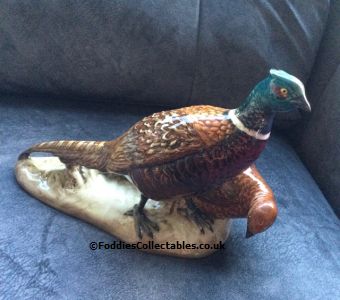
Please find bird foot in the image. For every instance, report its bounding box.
[177,200,214,234]
[125,205,159,239]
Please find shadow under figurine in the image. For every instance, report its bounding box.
[16,69,310,257]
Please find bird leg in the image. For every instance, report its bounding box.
[124,195,159,239]
[177,198,214,234]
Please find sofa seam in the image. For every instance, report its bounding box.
[186,0,202,105]
[305,0,332,106]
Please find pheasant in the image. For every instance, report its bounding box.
[19,69,310,238]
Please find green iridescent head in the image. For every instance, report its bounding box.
[252,69,311,113]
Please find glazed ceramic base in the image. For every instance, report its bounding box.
[15,157,231,258]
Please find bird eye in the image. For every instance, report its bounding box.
[279,88,288,97]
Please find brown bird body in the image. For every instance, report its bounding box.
[20,106,266,201]
[19,105,272,238]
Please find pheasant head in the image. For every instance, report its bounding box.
[235,69,311,137]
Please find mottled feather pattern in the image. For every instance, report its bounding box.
[19,105,267,204]
[107,105,236,172]
[126,129,266,200]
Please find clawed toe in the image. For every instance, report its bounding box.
[192,212,214,234]
[125,204,159,239]
[178,200,214,234]
[136,211,159,239]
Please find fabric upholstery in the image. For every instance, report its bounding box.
[0,0,329,126]
[1,96,339,299]
[297,67,340,216]
[305,0,340,108]
[293,0,340,216]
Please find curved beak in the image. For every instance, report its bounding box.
[294,95,311,112]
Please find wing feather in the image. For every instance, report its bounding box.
[106,105,235,173]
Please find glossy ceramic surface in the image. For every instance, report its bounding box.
[16,157,276,257]
[17,70,309,239]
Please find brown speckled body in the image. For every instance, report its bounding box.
[20,105,267,203]
[19,105,279,237]
[107,106,267,200]
[128,134,266,199]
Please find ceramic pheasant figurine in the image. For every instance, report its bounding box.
[19,69,310,238]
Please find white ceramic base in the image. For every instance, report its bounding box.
[15,157,231,258]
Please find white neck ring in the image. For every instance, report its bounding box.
[228,109,271,141]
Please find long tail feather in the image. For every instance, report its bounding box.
[19,140,108,170]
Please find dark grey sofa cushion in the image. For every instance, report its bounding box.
[298,66,340,216]
[0,1,329,123]
[1,96,339,299]
[294,0,340,216]
[306,0,340,108]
